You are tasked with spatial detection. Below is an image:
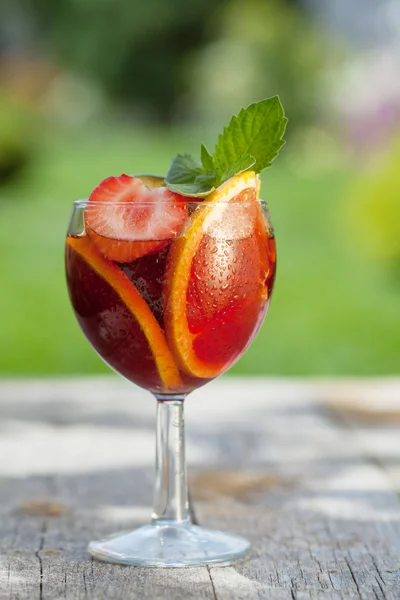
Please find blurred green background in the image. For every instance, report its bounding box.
[0,0,399,377]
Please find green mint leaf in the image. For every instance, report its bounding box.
[165,154,203,185]
[200,143,214,171]
[218,154,256,185]
[164,97,287,197]
[194,173,217,185]
[166,181,215,198]
[213,96,287,174]
[165,152,218,197]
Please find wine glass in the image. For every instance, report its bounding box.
[65,187,276,567]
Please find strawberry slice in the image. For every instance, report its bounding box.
[84,174,188,263]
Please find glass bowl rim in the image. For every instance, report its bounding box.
[73,198,268,207]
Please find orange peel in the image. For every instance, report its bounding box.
[163,171,262,379]
[67,236,183,390]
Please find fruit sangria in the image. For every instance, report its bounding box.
[66,172,276,395]
[65,97,286,567]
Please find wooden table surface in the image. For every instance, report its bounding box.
[0,377,399,599]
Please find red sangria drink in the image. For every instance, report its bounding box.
[65,97,286,567]
[66,174,275,395]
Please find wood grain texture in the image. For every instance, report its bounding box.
[0,377,399,599]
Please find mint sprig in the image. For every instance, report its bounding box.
[200,143,214,171]
[165,96,287,198]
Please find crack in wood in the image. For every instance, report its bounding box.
[327,569,335,590]
[90,557,94,584]
[207,566,218,600]
[369,551,386,587]
[297,560,306,586]
[344,556,361,596]
[34,521,46,600]
[290,576,296,593]
[374,575,386,599]
[83,569,88,598]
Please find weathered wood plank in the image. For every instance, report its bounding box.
[0,471,216,599]
[0,377,399,599]
[188,379,400,600]
[321,378,400,496]
[0,378,214,599]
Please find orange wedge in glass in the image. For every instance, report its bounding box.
[66,235,183,390]
[164,171,269,379]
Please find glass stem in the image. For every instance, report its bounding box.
[152,396,190,525]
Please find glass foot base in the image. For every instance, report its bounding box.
[88,521,250,567]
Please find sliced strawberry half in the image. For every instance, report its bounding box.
[84,174,188,263]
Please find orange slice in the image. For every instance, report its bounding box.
[164,170,267,379]
[66,236,183,390]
